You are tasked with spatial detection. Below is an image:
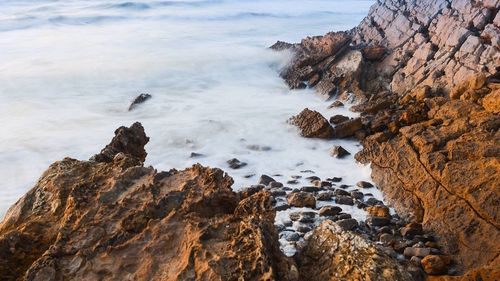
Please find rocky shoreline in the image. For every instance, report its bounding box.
[0,0,498,280]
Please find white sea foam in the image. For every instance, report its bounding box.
[0,0,376,218]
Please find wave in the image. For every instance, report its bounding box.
[106,2,151,10]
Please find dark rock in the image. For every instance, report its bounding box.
[269,181,284,188]
[190,152,204,158]
[329,145,351,158]
[287,179,299,185]
[90,122,149,163]
[361,45,386,61]
[275,204,290,211]
[421,255,450,275]
[258,175,275,186]
[306,176,321,182]
[337,213,352,220]
[318,206,342,216]
[296,225,314,233]
[335,195,354,205]
[366,216,391,227]
[289,108,334,139]
[334,189,350,196]
[128,93,152,111]
[329,115,350,125]
[316,192,333,201]
[379,233,395,245]
[356,181,374,188]
[336,218,358,230]
[227,158,247,169]
[300,186,321,193]
[403,247,431,258]
[327,177,342,182]
[400,223,423,239]
[350,191,364,199]
[285,232,301,242]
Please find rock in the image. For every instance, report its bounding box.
[403,247,431,258]
[300,186,321,193]
[227,158,247,169]
[287,192,316,208]
[240,185,265,199]
[421,255,450,275]
[285,233,301,242]
[190,152,204,158]
[298,221,412,280]
[246,144,272,151]
[356,181,374,188]
[335,195,354,206]
[90,122,149,163]
[258,174,276,185]
[318,206,342,217]
[350,191,364,200]
[334,189,350,196]
[365,197,383,206]
[128,93,152,111]
[482,89,500,114]
[328,100,344,108]
[269,181,284,188]
[296,225,313,233]
[337,213,352,220]
[275,204,290,211]
[332,118,363,138]
[361,45,386,61]
[379,233,394,245]
[0,126,294,280]
[329,114,350,124]
[336,218,359,231]
[366,206,391,218]
[305,176,320,182]
[289,108,335,139]
[316,192,333,201]
[366,217,391,227]
[287,179,299,185]
[400,223,423,239]
[329,145,351,158]
[327,177,342,182]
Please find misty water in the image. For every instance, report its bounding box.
[0,0,376,218]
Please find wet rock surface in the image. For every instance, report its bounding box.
[0,124,295,281]
[272,0,500,278]
[289,108,334,139]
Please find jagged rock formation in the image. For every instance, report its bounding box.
[298,220,413,281]
[0,123,296,281]
[274,0,499,277]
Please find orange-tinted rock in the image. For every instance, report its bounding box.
[289,108,334,139]
[421,255,451,275]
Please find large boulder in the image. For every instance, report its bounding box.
[298,220,413,281]
[0,123,295,281]
[289,108,334,139]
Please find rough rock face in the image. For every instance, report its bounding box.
[298,220,413,281]
[0,123,295,281]
[289,108,334,139]
[274,0,500,276]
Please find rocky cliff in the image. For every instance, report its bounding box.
[274,0,499,277]
[0,123,415,281]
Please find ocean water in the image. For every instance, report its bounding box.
[0,0,375,218]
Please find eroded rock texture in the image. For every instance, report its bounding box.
[275,0,499,276]
[0,123,296,281]
[298,220,413,281]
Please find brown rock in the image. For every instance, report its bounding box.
[318,206,342,216]
[289,108,334,139]
[329,145,351,158]
[421,255,450,275]
[329,114,350,124]
[90,122,149,163]
[361,45,386,61]
[333,118,363,138]
[482,89,500,113]
[366,206,391,218]
[0,125,295,281]
[298,221,413,281]
[287,192,316,208]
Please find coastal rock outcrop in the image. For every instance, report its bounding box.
[298,220,413,281]
[274,0,500,276]
[0,123,295,281]
[289,108,334,139]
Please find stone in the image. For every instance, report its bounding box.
[328,100,344,108]
[379,233,394,245]
[296,225,313,233]
[361,45,386,61]
[366,205,390,218]
[300,186,321,193]
[227,158,247,169]
[318,206,342,216]
[329,145,351,158]
[350,191,364,199]
[316,192,333,201]
[421,255,450,275]
[356,181,374,188]
[335,218,359,231]
[258,174,275,185]
[335,195,354,205]
[400,223,423,239]
[269,181,284,188]
[285,233,301,242]
[190,152,204,158]
[128,93,152,111]
[334,189,350,196]
[327,177,342,182]
[332,118,363,138]
[289,108,334,139]
[329,114,350,124]
[403,247,431,258]
[287,192,316,208]
[90,122,149,163]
